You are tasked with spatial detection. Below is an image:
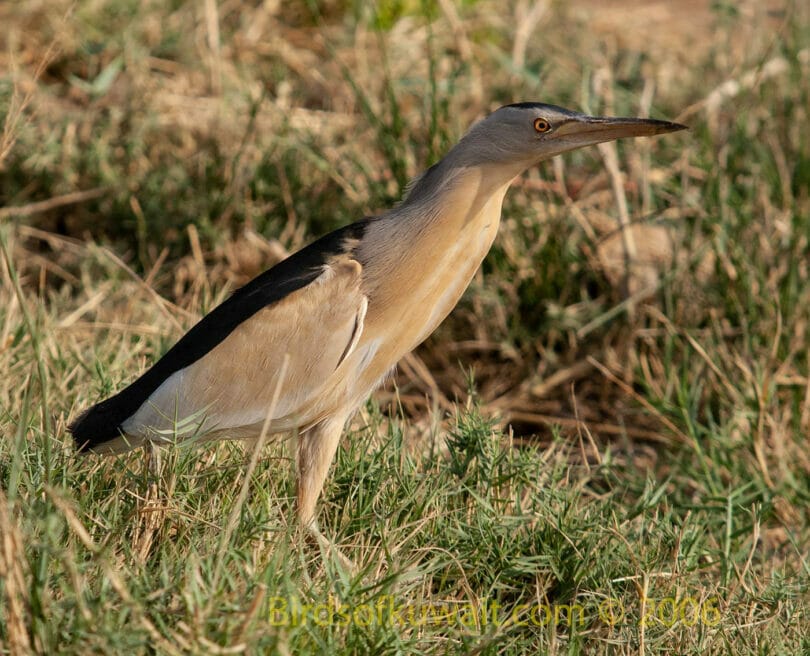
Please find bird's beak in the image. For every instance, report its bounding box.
[556,114,687,147]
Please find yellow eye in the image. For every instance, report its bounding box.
[533,117,551,133]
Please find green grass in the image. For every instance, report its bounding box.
[2,0,810,653]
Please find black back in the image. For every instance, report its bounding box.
[70,218,372,451]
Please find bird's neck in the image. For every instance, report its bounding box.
[400,157,526,230]
[384,162,517,282]
[360,158,528,304]
[358,162,517,349]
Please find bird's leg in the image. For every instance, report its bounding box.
[296,414,347,528]
[296,414,357,571]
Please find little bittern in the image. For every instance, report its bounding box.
[70,102,685,526]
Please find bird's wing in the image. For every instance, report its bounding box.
[70,219,372,453]
[121,255,367,441]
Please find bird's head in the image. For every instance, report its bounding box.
[457,102,686,170]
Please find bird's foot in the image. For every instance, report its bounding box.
[305,520,357,575]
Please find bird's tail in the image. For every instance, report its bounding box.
[69,396,145,454]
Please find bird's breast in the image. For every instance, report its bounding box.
[343,179,510,401]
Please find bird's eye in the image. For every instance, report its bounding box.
[533,117,551,133]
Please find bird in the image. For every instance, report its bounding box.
[70,102,686,529]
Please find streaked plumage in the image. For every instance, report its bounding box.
[70,102,685,526]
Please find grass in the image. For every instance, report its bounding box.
[1,0,810,653]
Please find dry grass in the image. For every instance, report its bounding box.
[1,0,809,653]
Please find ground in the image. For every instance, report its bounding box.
[1,0,809,653]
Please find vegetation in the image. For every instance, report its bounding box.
[1,0,808,653]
